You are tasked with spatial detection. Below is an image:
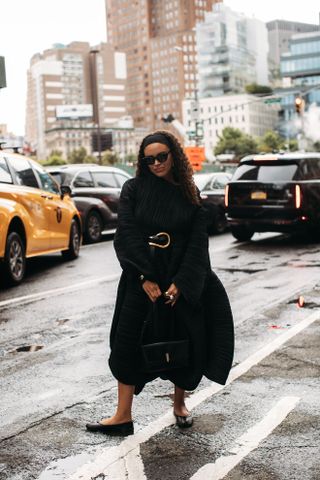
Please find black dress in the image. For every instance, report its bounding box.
[109,173,234,394]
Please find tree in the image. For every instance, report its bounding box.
[124,153,137,165]
[288,139,298,152]
[245,83,273,95]
[313,141,320,152]
[42,150,66,166]
[101,150,120,165]
[67,147,88,164]
[258,131,286,153]
[214,127,258,161]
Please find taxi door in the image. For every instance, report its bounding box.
[6,155,51,253]
[33,166,72,249]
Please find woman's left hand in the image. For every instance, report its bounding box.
[164,283,180,307]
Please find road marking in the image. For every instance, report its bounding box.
[66,311,318,480]
[190,396,300,480]
[0,274,120,309]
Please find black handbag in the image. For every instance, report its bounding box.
[140,301,190,373]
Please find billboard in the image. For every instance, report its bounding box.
[56,104,93,120]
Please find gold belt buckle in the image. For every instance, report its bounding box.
[148,232,171,249]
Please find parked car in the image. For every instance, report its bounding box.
[46,164,132,243]
[226,152,320,241]
[0,152,81,286]
[194,172,232,233]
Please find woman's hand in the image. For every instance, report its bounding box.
[164,283,181,307]
[142,280,162,303]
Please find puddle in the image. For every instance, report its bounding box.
[38,451,95,479]
[12,345,43,353]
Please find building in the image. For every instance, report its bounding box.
[25,41,128,159]
[0,124,24,150]
[196,4,269,99]
[267,19,319,76]
[105,0,222,130]
[279,30,320,130]
[183,94,279,158]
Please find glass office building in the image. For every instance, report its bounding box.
[197,4,269,98]
[280,30,320,122]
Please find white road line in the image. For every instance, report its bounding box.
[0,274,120,309]
[66,310,318,480]
[190,396,300,480]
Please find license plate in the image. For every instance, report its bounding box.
[251,191,267,200]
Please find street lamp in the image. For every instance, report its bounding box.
[90,48,102,164]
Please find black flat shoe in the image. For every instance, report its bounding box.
[174,413,193,429]
[86,420,134,436]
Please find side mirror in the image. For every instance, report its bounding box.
[60,184,72,199]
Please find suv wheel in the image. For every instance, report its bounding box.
[231,225,254,242]
[85,211,103,243]
[3,232,26,285]
[62,219,80,260]
[213,211,227,234]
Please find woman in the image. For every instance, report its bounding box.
[86,131,234,436]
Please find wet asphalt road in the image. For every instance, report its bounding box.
[0,232,319,480]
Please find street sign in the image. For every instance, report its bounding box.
[264,98,281,104]
[185,146,205,171]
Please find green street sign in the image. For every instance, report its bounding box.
[264,97,281,104]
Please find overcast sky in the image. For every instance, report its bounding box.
[0,0,319,135]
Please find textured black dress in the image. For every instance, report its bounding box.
[109,173,234,394]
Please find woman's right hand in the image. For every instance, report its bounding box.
[142,280,162,303]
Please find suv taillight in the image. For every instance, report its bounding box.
[295,185,302,209]
[225,184,229,207]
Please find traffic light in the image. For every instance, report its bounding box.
[0,56,6,89]
[91,132,113,152]
[161,114,175,123]
[295,96,304,115]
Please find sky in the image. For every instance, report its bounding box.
[0,0,319,136]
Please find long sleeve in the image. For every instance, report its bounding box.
[114,179,156,281]
[173,206,209,306]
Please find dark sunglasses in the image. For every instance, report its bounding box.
[142,150,170,165]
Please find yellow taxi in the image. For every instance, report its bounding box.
[0,150,81,286]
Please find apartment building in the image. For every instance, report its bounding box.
[25,41,128,159]
[105,0,222,130]
[183,94,279,158]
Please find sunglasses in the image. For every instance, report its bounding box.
[142,150,170,165]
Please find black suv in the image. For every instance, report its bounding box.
[226,152,320,241]
[46,164,131,243]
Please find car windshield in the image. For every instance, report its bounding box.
[232,162,299,182]
[194,174,215,190]
[49,171,74,185]
[0,157,13,183]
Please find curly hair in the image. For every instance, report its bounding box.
[136,130,200,206]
